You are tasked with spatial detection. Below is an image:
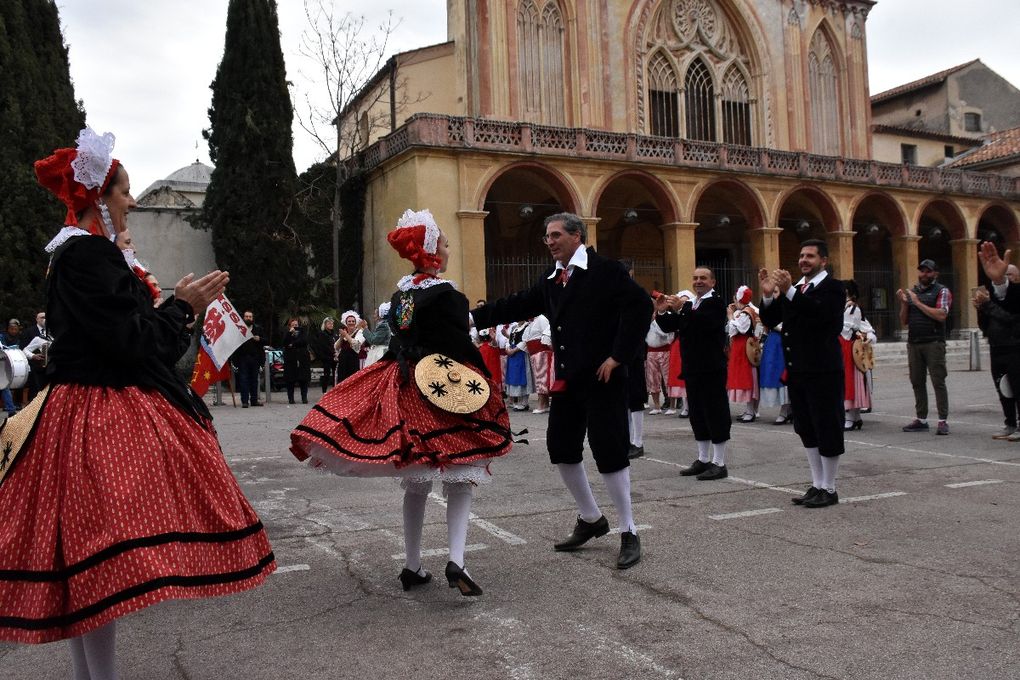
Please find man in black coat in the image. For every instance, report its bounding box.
[233,310,265,407]
[654,267,732,480]
[18,311,50,400]
[471,212,652,569]
[758,239,845,508]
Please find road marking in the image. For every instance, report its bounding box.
[945,479,1004,488]
[841,491,908,503]
[428,493,528,545]
[847,439,1020,467]
[709,508,783,521]
[227,455,284,463]
[573,622,682,679]
[390,543,488,560]
[274,564,311,574]
[643,456,803,494]
[608,524,652,535]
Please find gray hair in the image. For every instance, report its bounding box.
[544,212,586,244]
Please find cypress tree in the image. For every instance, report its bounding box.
[0,0,85,323]
[201,0,308,342]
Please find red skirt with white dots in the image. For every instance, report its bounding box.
[290,359,513,484]
[0,385,275,644]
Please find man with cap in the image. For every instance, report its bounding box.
[898,258,952,435]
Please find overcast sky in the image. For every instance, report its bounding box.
[57,0,1020,195]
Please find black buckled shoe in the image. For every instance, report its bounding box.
[791,486,820,505]
[617,531,641,569]
[696,463,728,481]
[680,459,711,476]
[803,489,839,508]
[554,515,609,551]
[445,561,483,596]
[398,567,432,591]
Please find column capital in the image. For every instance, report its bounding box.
[895,234,922,243]
[456,209,489,219]
[748,226,784,235]
[660,221,699,232]
[829,230,857,238]
[948,238,980,246]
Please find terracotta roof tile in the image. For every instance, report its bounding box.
[947,126,1020,168]
[871,60,980,104]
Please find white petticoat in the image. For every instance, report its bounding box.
[302,441,492,486]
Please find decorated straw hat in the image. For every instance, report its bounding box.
[852,337,874,373]
[413,354,490,414]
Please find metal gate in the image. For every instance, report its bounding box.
[853,268,897,340]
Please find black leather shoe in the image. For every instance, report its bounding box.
[242,403,249,408]
[680,459,710,476]
[696,463,728,480]
[803,489,839,508]
[251,401,263,407]
[628,445,644,459]
[398,567,432,591]
[617,531,641,569]
[791,486,820,505]
[554,515,609,551]
[445,561,482,596]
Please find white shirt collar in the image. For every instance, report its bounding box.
[795,269,829,288]
[548,244,589,278]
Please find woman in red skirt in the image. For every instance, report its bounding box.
[291,209,513,597]
[726,286,761,422]
[0,129,275,676]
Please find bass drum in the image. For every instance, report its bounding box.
[0,348,30,390]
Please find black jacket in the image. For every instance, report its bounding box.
[234,323,265,363]
[471,247,652,388]
[759,274,845,375]
[388,281,486,374]
[654,292,728,377]
[282,327,311,383]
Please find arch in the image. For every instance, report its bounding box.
[589,169,681,225]
[647,49,680,137]
[720,63,752,145]
[472,160,582,215]
[684,57,716,142]
[806,21,843,156]
[687,177,767,228]
[848,190,909,238]
[774,183,842,232]
[516,0,567,125]
[914,198,967,241]
[976,201,1020,244]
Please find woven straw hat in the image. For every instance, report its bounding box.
[413,354,490,414]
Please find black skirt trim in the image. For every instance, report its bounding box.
[0,552,275,632]
[0,521,266,583]
[294,424,404,461]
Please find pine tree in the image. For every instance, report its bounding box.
[0,0,85,324]
[201,0,309,342]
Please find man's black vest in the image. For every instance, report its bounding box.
[907,282,948,343]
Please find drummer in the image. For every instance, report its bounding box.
[0,319,23,415]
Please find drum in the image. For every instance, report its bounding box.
[0,348,30,391]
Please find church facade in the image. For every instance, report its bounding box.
[347,0,1020,337]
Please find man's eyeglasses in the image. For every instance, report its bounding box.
[541,231,568,245]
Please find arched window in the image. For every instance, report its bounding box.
[517,1,566,125]
[684,59,716,142]
[721,66,751,146]
[808,30,840,155]
[648,52,679,137]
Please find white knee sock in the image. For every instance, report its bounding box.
[601,467,636,534]
[444,482,473,568]
[402,481,432,572]
[805,447,823,489]
[696,440,711,463]
[820,455,840,493]
[711,441,727,467]
[81,622,118,680]
[557,463,602,523]
[69,637,90,680]
[629,411,644,446]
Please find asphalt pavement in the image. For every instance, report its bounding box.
[2,352,1018,679]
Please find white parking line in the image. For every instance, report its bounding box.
[848,439,1020,467]
[945,479,1004,488]
[709,508,783,521]
[841,491,908,503]
[274,564,311,574]
[643,456,803,494]
[391,544,488,560]
[428,493,528,545]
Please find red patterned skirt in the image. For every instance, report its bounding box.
[0,385,275,644]
[840,336,871,409]
[726,335,759,402]
[291,359,512,484]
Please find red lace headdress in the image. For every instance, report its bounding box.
[34,127,120,237]
[386,208,442,272]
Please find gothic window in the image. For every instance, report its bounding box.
[684,58,716,142]
[808,30,841,156]
[517,0,566,125]
[648,52,679,137]
[721,66,751,146]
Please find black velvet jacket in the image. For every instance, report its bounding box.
[759,274,845,375]
[654,292,728,377]
[45,234,211,423]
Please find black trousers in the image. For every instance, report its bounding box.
[788,371,844,457]
[990,346,1020,427]
[548,371,629,474]
[627,354,647,412]
[685,371,731,444]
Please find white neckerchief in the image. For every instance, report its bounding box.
[547,244,588,279]
[396,274,456,292]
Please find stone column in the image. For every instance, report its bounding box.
[581,216,601,250]
[661,222,698,292]
[457,210,489,302]
[747,227,783,295]
[827,230,856,280]
[891,235,921,339]
[950,238,980,333]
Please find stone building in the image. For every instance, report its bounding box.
[343,0,1020,338]
[130,161,216,295]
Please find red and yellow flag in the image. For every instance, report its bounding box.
[190,345,231,397]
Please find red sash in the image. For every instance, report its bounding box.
[525,339,548,355]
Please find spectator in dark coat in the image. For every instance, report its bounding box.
[283,317,311,404]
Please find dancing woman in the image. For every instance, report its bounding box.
[290,209,513,596]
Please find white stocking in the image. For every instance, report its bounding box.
[69,636,90,680]
[556,463,602,523]
[81,621,118,680]
[629,411,644,447]
[711,441,727,467]
[601,467,636,534]
[805,447,823,489]
[696,440,711,463]
[402,480,432,572]
[820,455,840,493]
[444,482,473,569]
